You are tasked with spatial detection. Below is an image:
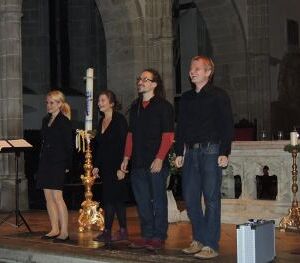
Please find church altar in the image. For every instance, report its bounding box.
[221,140,300,225]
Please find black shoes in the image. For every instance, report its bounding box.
[95,229,111,243]
[41,235,59,240]
[52,236,70,243]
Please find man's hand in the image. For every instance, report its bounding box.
[120,157,129,173]
[117,170,126,180]
[150,158,163,173]
[218,156,229,167]
[175,156,184,168]
[92,167,100,178]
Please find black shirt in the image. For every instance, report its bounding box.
[93,111,129,203]
[175,83,234,156]
[40,112,73,169]
[129,96,174,169]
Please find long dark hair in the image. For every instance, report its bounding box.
[143,68,166,99]
[127,69,165,115]
[98,90,122,111]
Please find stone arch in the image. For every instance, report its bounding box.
[193,0,249,122]
[94,0,145,112]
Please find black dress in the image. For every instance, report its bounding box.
[36,112,72,190]
[93,112,128,204]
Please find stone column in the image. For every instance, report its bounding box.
[0,0,28,210]
[95,0,141,113]
[144,0,174,101]
[247,0,271,134]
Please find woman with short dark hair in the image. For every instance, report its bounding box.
[92,90,129,243]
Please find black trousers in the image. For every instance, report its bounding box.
[104,202,127,230]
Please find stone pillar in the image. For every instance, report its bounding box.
[95,0,141,113]
[95,0,174,111]
[247,0,271,134]
[0,0,28,210]
[144,0,174,101]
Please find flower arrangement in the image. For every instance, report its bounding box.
[168,146,181,176]
[284,144,300,153]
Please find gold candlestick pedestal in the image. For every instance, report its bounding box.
[279,147,300,231]
[76,130,104,232]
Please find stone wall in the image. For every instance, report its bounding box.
[22,0,106,129]
[22,0,49,95]
[95,0,174,112]
[246,0,271,132]
[22,0,50,129]
[192,0,249,124]
[178,0,274,132]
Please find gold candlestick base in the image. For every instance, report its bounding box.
[280,147,300,231]
[76,130,104,232]
[279,207,300,231]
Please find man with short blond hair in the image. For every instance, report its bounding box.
[175,55,234,259]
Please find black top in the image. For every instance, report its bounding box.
[128,96,174,168]
[36,112,72,190]
[93,111,128,203]
[175,84,234,156]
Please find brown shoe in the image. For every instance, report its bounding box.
[194,246,219,259]
[182,240,203,254]
[145,239,165,251]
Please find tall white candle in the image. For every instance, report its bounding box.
[85,68,94,131]
[290,131,299,146]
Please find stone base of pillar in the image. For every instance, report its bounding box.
[221,199,290,226]
[0,178,29,211]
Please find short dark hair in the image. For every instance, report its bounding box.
[98,90,122,111]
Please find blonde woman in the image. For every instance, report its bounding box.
[36,90,72,243]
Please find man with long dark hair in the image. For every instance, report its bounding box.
[121,69,174,250]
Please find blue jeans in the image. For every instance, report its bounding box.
[131,167,168,240]
[182,144,222,250]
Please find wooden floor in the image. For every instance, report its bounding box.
[0,207,299,262]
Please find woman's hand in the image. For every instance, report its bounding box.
[92,167,100,178]
[117,170,126,180]
[175,156,184,168]
[218,156,229,167]
[120,157,129,173]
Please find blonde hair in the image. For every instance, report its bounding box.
[47,90,71,120]
[191,55,215,79]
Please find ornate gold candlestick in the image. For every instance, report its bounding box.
[76,130,104,232]
[279,145,300,231]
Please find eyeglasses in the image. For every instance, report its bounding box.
[136,77,154,83]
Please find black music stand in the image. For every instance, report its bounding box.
[0,139,32,232]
